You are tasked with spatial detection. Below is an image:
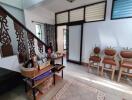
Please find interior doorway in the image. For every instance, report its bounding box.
[57,25,67,55]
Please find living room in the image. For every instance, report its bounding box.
[0,0,132,100]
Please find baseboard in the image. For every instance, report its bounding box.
[81,62,89,66]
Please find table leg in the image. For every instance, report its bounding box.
[53,73,56,85]
[62,70,63,79]
[62,57,63,65]
[24,81,27,92]
[32,88,36,100]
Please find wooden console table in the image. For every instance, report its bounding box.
[23,65,55,100]
[23,54,65,100]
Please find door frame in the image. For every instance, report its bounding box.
[67,23,83,65]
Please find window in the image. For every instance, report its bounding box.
[112,0,132,19]
[70,8,84,22]
[57,12,68,24]
[35,24,42,40]
[56,1,106,24]
[85,2,106,22]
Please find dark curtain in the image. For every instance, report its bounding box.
[44,24,56,51]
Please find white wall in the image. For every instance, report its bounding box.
[82,0,132,63]
[57,26,66,52]
[0,0,23,9]
[0,3,25,24]
[22,0,45,9]
[24,7,54,34]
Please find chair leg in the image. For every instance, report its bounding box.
[88,64,90,72]
[88,61,91,72]
[117,67,123,82]
[97,63,100,75]
[111,66,116,80]
[101,64,104,77]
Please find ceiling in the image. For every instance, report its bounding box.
[35,0,105,13]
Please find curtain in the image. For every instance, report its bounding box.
[44,24,56,51]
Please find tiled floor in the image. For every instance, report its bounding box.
[64,62,132,100]
[0,59,132,100]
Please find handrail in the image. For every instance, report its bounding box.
[0,5,47,47]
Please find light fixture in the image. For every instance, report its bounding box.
[66,0,76,3]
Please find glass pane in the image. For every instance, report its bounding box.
[35,24,42,40]
[69,25,81,62]
[63,29,67,50]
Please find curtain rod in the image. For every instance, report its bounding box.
[32,21,46,25]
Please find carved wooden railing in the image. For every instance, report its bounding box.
[0,5,47,63]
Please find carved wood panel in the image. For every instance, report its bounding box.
[0,9,11,45]
[14,22,26,54]
[37,40,43,54]
[0,9,13,57]
[27,33,36,57]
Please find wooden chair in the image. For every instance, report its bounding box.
[88,47,101,72]
[117,50,132,82]
[101,48,117,80]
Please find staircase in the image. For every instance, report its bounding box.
[0,5,47,72]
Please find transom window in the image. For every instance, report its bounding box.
[112,0,132,19]
[56,1,106,24]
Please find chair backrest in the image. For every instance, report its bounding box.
[104,49,116,56]
[104,48,116,59]
[93,47,100,54]
[120,50,132,59]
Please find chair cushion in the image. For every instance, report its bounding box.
[89,56,101,62]
[103,58,116,65]
[121,61,132,69]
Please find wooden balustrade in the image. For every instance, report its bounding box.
[37,40,44,54]
[0,5,47,62]
[0,8,13,57]
[27,33,36,57]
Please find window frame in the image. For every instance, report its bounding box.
[111,0,132,20]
